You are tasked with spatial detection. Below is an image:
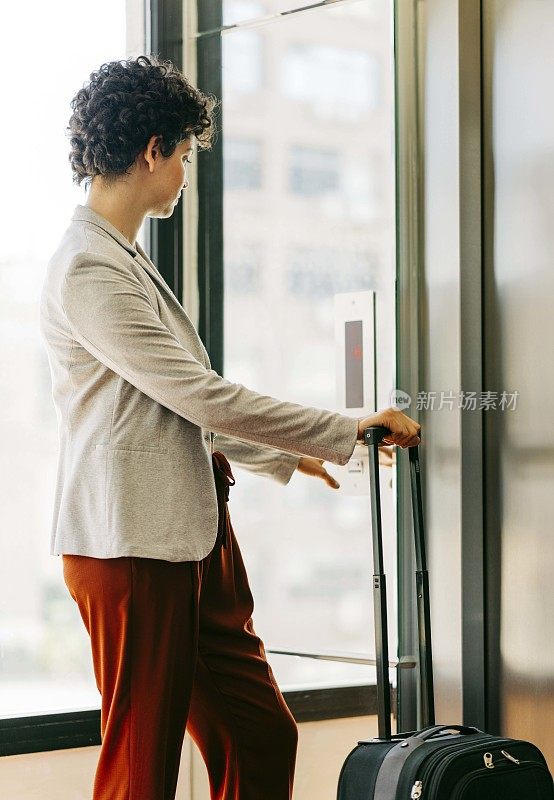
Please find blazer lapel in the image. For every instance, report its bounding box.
[133,241,180,305]
[133,242,213,369]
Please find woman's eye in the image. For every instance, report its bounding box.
[184,157,192,164]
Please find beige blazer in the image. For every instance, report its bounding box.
[39,204,359,561]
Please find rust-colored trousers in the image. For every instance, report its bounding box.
[62,451,298,800]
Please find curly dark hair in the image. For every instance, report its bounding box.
[67,54,218,187]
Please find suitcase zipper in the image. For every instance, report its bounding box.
[410,780,422,799]
[451,761,551,800]
[425,740,518,795]
[410,754,522,800]
[424,740,548,799]
[398,735,493,799]
[413,738,516,798]
[483,752,494,769]
[501,749,520,764]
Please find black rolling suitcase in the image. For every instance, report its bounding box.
[337,426,554,800]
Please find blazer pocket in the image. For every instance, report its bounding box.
[105,375,164,452]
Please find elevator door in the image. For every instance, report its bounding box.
[483,0,554,768]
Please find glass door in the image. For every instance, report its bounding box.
[207,0,399,692]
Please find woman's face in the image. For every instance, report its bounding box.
[147,135,195,217]
[165,138,195,204]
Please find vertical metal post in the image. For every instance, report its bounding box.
[365,427,392,740]
[146,0,185,299]
[394,0,424,734]
[196,2,223,372]
[458,0,487,731]
[409,446,435,727]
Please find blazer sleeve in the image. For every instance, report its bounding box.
[211,432,301,485]
[61,251,359,465]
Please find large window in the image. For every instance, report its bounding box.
[207,0,399,690]
[0,1,145,718]
[1,0,402,736]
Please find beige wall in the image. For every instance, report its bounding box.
[1,715,378,799]
[482,0,554,767]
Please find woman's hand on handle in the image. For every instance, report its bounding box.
[357,407,421,449]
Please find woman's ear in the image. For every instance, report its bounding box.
[143,134,162,171]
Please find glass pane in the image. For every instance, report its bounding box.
[268,654,377,692]
[199,0,385,30]
[0,2,144,718]
[221,0,397,687]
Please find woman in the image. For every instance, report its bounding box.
[39,55,420,800]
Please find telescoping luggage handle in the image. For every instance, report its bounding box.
[363,427,435,740]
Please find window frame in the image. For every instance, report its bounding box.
[144,0,185,297]
[0,685,388,756]
[0,0,421,756]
